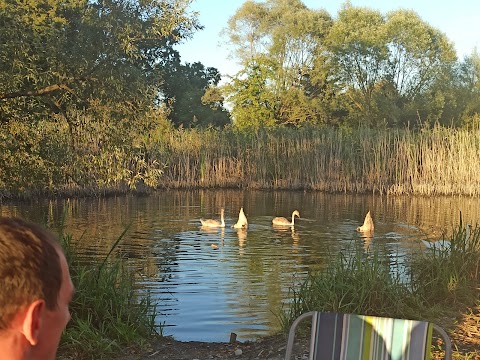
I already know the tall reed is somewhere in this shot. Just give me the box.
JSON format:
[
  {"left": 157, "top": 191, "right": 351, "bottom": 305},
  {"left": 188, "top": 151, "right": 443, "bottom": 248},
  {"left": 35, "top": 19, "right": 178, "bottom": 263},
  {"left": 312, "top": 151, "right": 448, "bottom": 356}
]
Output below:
[
  {"left": 157, "top": 125, "right": 480, "bottom": 196},
  {"left": 3, "top": 114, "right": 480, "bottom": 197},
  {"left": 277, "top": 245, "right": 421, "bottom": 330},
  {"left": 59, "top": 231, "right": 160, "bottom": 360}
]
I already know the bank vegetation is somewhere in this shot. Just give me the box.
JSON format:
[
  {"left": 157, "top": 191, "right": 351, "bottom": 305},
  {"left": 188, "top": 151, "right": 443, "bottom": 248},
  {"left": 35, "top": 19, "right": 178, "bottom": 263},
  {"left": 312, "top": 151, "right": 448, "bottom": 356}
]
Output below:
[{"left": 2, "top": 121, "right": 480, "bottom": 198}]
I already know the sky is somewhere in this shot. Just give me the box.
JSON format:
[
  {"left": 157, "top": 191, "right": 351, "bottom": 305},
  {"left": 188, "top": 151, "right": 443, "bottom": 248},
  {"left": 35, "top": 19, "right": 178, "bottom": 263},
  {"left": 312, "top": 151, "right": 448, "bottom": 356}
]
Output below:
[{"left": 175, "top": 0, "right": 480, "bottom": 81}]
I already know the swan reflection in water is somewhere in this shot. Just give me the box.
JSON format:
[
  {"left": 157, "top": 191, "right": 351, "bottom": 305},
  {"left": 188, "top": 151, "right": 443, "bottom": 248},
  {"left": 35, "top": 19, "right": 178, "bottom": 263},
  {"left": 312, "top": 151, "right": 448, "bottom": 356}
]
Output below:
[
  {"left": 272, "top": 224, "right": 299, "bottom": 246},
  {"left": 358, "top": 231, "right": 373, "bottom": 251},
  {"left": 236, "top": 228, "right": 248, "bottom": 256},
  {"left": 199, "top": 225, "right": 225, "bottom": 248}
]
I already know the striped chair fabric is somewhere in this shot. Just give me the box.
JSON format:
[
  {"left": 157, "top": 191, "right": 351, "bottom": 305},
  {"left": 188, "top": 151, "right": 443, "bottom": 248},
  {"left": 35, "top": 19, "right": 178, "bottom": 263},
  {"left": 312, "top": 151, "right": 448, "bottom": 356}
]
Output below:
[{"left": 284, "top": 311, "right": 452, "bottom": 360}]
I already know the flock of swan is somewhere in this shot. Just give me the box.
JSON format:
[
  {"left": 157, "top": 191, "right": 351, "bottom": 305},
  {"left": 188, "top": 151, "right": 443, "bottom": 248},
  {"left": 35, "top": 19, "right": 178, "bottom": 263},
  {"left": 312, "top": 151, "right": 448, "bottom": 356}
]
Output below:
[
  {"left": 200, "top": 207, "right": 301, "bottom": 229},
  {"left": 200, "top": 208, "right": 374, "bottom": 233},
  {"left": 200, "top": 208, "right": 473, "bottom": 252}
]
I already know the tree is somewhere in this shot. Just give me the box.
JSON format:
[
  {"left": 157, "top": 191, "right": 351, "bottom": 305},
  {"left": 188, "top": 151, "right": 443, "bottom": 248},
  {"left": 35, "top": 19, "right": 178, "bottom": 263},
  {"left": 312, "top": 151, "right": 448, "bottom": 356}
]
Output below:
[
  {"left": 225, "top": 0, "right": 333, "bottom": 127},
  {"left": 325, "top": 5, "right": 456, "bottom": 126},
  {"left": 445, "top": 51, "right": 480, "bottom": 127},
  {"left": 161, "top": 61, "right": 230, "bottom": 128},
  {"left": 325, "top": 5, "right": 388, "bottom": 123},
  {"left": 224, "top": 0, "right": 270, "bottom": 62},
  {"left": 224, "top": 58, "right": 276, "bottom": 129},
  {"left": 0, "top": 0, "right": 199, "bottom": 131}
]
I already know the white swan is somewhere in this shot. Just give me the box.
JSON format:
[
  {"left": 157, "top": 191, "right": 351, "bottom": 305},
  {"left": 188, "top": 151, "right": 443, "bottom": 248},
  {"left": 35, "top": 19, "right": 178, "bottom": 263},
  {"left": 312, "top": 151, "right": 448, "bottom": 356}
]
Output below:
[
  {"left": 200, "top": 208, "right": 225, "bottom": 228},
  {"left": 272, "top": 210, "right": 300, "bottom": 226},
  {"left": 357, "top": 211, "right": 374, "bottom": 233},
  {"left": 421, "top": 239, "right": 451, "bottom": 251},
  {"left": 422, "top": 224, "right": 473, "bottom": 252},
  {"left": 233, "top": 207, "right": 248, "bottom": 229}
]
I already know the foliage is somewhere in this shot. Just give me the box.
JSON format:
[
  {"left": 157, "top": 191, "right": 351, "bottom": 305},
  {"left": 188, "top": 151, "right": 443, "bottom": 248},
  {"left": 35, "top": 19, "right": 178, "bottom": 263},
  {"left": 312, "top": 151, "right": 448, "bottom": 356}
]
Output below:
[
  {"left": 0, "top": 0, "right": 199, "bottom": 128},
  {"left": 224, "top": 58, "right": 276, "bottom": 129},
  {"left": 2, "top": 0, "right": 479, "bottom": 133},
  {"left": 224, "top": 0, "right": 335, "bottom": 127},
  {"left": 223, "top": 1, "right": 477, "bottom": 128},
  {"left": 325, "top": 5, "right": 457, "bottom": 126},
  {"left": 161, "top": 60, "right": 230, "bottom": 128},
  {"left": 0, "top": 107, "right": 169, "bottom": 197}
]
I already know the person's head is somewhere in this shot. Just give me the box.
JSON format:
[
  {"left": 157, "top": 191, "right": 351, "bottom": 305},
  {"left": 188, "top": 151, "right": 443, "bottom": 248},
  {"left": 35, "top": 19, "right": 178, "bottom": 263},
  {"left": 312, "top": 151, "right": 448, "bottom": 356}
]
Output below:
[{"left": 0, "top": 217, "right": 74, "bottom": 360}]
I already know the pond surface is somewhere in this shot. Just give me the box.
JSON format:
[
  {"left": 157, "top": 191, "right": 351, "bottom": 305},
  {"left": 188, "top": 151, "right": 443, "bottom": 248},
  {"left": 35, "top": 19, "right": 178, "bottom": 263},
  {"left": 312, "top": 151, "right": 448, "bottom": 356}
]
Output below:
[{"left": 1, "top": 190, "right": 479, "bottom": 342}]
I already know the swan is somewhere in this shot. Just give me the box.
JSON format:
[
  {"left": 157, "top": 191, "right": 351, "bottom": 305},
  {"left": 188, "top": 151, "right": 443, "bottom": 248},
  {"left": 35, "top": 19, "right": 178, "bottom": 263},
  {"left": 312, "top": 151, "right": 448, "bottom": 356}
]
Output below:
[
  {"left": 200, "top": 208, "right": 225, "bottom": 228},
  {"left": 357, "top": 211, "right": 374, "bottom": 233},
  {"left": 233, "top": 207, "right": 248, "bottom": 229},
  {"left": 272, "top": 210, "right": 300, "bottom": 226},
  {"left": 422, "top": 224, "right": 473, "bottom": 252},
  {"left": 421, "top": 239, "right": 451, "bottom": 251}
]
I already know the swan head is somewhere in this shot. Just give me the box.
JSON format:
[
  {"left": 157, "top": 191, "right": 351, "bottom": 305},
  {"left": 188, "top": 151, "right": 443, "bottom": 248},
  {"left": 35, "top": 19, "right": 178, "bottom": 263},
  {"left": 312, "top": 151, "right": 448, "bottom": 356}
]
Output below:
[{"left": 293, "top": 210, "right": 300, "bottom": 218}]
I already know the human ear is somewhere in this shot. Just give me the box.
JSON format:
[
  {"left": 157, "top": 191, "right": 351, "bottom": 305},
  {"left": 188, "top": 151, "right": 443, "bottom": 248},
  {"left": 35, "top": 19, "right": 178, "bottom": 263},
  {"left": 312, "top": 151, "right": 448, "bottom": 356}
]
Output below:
[{"left": 21, "top": 300, "right": 45, "bottom": 346}]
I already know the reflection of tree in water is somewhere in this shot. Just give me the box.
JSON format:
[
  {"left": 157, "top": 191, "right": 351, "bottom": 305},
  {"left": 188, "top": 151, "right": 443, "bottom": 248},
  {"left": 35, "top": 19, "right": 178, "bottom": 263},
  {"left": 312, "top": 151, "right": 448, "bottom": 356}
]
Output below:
[{"left": 291, "top": 228, "right": 299, "bottom": 246}]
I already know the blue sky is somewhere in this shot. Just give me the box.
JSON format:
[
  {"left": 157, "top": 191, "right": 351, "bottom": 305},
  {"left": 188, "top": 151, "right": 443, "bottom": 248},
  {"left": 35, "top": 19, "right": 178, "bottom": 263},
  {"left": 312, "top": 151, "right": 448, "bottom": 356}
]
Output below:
[{"left": 175, "top": 0, "right": 479, "bottom": 80}]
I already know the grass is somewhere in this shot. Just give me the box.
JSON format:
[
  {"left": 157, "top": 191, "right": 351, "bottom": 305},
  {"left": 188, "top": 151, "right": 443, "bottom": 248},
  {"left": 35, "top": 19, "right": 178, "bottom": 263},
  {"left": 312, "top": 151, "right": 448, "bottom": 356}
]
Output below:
[
  {"left": 58, "top": 229, "right": 161, "bottom": 360},
  {"left": 277, "top": 246, "right": 426, "bottom": 327},
  {"left": 278, "top": 215, "right": 480, "bottom": 359},
  {"left": 410, "top": 215, "right": 480, "bottom": 307}
]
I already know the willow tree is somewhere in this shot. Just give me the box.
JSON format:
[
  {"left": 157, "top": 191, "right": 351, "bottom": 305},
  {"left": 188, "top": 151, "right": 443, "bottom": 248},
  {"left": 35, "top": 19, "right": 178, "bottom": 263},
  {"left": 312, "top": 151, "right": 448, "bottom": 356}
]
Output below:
[
  {"left": 0, "top": 0, "right": 200, "bottom": 193},
  {"left": 0, "top": 0, "right": 199, "bottom": 136}
]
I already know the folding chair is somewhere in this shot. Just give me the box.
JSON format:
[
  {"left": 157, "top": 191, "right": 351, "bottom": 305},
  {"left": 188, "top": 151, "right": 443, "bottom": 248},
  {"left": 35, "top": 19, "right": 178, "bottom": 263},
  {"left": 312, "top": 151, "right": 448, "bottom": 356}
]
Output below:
[{"left": 285, "top": 311, "right": 452, "bottom": 360}]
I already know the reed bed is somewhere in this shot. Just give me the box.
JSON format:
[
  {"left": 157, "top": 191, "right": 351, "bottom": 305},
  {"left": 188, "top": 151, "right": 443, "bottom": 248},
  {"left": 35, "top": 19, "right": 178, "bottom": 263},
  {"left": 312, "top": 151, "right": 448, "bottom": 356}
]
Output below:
[
  {"left": 158, "top": 126, "right": 480, "bottom": 196},
  {"left": 2, "top": 116, "right": 480, "bottom": 197}
]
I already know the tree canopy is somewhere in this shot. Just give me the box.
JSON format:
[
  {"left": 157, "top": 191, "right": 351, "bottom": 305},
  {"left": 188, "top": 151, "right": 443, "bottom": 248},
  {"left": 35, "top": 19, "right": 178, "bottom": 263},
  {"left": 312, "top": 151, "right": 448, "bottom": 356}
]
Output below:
[
  {"left": 0, "top": 0, "right": 200, "bottom": 125},
  {"left": 1, "top": 0, "right": 479, "bottom": 132},
  {"left": 224, "top": 0, "right": 477, "bottom": 129}
]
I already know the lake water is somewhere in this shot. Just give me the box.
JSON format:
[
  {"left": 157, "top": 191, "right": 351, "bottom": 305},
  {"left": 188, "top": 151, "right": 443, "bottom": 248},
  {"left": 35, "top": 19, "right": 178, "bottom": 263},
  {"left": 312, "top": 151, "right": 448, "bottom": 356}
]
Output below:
[{"left": 1, "top": 190, "right": 479, "bottom": 342}]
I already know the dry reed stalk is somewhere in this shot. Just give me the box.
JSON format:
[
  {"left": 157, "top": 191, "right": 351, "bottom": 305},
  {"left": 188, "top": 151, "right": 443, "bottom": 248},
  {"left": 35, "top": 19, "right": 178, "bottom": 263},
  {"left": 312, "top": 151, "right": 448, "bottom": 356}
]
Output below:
[{"left": 142, "top": 126, "right": 480, "bottom": 195}]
